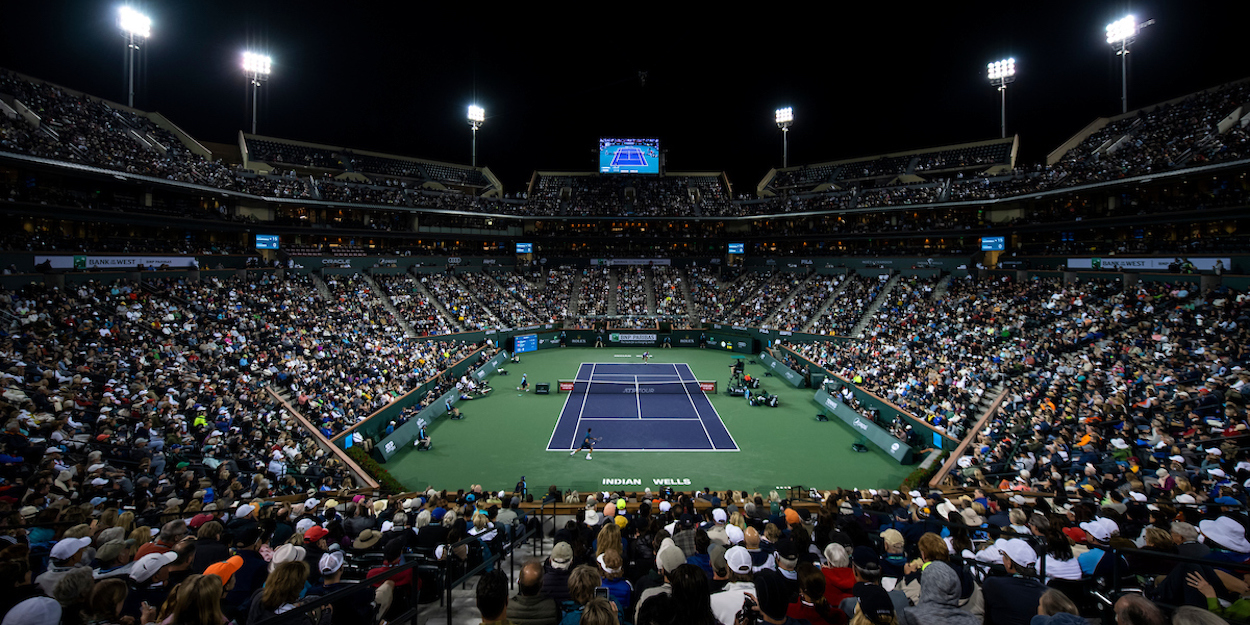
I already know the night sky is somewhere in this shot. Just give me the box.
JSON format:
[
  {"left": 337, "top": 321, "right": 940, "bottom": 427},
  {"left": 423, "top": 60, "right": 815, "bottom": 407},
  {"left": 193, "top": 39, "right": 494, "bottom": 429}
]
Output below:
[{"left": 2, "top": 2, "right": 1246, "bottom": 193}]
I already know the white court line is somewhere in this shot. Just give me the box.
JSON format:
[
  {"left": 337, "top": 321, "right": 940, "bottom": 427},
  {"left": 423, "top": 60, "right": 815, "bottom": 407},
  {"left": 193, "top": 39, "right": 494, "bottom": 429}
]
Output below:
[
  {"left": 569, "top": 363, "right": 596, "bottom": 448},
  {"left": 635, "top": 375, "right": 642, "bottom": 418},
  {"left": 579, "top": 417, "right": 707, "bottom": 421},
  {"left": 677, "top": 364, "right": 717, "bottom": 450},
  {"left": 545, "top": 363, "right": 586, "bottom": 451},
  {"left": 685, "top": 362, "right": 740, "bottom": 455}
]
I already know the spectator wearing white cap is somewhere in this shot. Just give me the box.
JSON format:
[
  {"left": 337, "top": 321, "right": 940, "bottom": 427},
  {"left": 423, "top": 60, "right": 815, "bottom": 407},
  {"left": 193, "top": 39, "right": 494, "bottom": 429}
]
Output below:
[
  {"left": 636, "top": 540, "right": 692, "bottom": 623},
  {"left": 707, "top": 508, "right": 730, "bottom": 546},
  {"left": 1, "top": 596, "right": 61, "bottom": 625},
  {"left": 541, "top": 542, "right": 575, "bottom": 604},
  {"left": 710, "top": 544, "right": 757, "bottom": 625},
  {"left": 982, "top": 538, "right": 1047, "bottom": 625},
  {"left": 35, "top": 536, "right": 92, "bottom": 594},
  {"left": 123, "top": 551, "right": 178, "bottom": 618},
  {"left": 226, "top": 503, "right": 258, "bottom": 544},
  {"left": 307, "top": 550, "right": 375, "bottom": 623}
]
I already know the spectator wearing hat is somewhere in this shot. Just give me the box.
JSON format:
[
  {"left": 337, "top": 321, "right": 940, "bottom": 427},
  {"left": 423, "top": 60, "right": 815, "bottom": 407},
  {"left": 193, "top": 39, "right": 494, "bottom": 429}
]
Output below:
[
  {"left": 510, "top": 561, "right": 559, "bottom": 625},
  {"left": 2, "top": 596, "right": 61, "bottom": 625},
  {"left": 36, "top": 536, "right": 92, "bottom": 594},
  {"left": 1200, "top": 516, "right": 1250, "bottom": 565},
  {"left": 190, "top": 521, "right": 230, "bottom": 573},
  {"left": 302, "top": 526, "right": 331, "bottom": 583},
  {"left": 711, "top": 545, "right": 757, "bottom": 625},
  {"left": 92, "top": 539, "right": 137, "bottom": 580},
  {"left": 123, "top": 551, "right": 178, "bottom": 618},
  {"left": 849, "top": 583, "right": 896, "bottom": 625},
  {"left": 204, "top": 556, "right": 243, "bottom": 594},
  {"left": 226, "top": 503, "right": 258, "bottom": 544},
  {"left": 353, "top": 529, "right": 384, "bottom": 552},
  {"left": 542, "top": 542, "right": 575, "bottom": 605},
  {"left": 673, "top": 513, "right": 700, "bottom": 557},
  {"left": 1077, "top": 518, "right": 1129, "bottom": 577},
  {"left": 223, "top": 526, "right": 268, "bottom": 617},
  {"left": 840, "top": 547, "right": 908, "bottom": 618},
  {"left": 982, "top": 539, "right": 1047, "bottom": 625},
  {"left": 307, "top": 551, "right": 374, "bottom": 625}
]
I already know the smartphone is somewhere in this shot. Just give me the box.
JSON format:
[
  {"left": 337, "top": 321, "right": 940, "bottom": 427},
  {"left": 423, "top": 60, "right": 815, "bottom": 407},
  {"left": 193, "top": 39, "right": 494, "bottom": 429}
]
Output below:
[{"left": 593, "top": 586, "right": 610, "bottom": 600}]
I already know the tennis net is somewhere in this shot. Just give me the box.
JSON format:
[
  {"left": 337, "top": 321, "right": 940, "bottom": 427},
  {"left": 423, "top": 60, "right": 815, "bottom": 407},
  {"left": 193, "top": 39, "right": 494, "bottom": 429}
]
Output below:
[{"left": 557, "top": 379, "right": 717, "bottom": 394}]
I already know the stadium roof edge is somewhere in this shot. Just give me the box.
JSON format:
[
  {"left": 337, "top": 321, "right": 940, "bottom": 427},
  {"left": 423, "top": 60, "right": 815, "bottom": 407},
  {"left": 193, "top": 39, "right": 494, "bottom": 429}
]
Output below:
[
  {"left": 241, "top": 133, "right": 485, "bottom": 173},
  {"left": 771, "top": 135, "right": 1017, "bottom": 174}
]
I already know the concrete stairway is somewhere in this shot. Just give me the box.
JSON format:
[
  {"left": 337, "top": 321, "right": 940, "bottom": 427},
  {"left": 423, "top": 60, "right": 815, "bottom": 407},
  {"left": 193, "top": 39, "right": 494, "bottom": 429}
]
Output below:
[
  {"left": 799, "top": 275, "right": 854, "bottom": 333},
  {"left": 850, "top": 273, "right": 901, "bottom": 337},
  {"left": 607, "top": 268, "right": 619, "bottom": 316},
  {"left": 410, "top": 271, "right": 463, "bottom": 332},
  {"left": 644, "top": 268, "right": 657, "bottom": 315},
  {"left": 309, "top": 272, "right": 333, "bottom": 300},
  {"left": 931, "top": 274, "right": 954, "bottom": 301},
  {"left": 566, "top": 271, "right": 583, "bottom": 319},
  {"left": 361, "top": 273, "right": 416, "bottom": 338}
]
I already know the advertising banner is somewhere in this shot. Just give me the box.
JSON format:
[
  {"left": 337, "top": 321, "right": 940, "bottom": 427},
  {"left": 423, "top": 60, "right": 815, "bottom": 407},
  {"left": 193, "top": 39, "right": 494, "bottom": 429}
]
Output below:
[
  {"left": 814, "top": 389, "right": 912, "bottom": 464},
  {"left": 758, "top": 351, "right": 806, "bottom": 388},
  {"left": 1066, "top": 257, "right": 1229, "bottom": 271},
  {"left": 36, "top": 255, "right": 196, "bottom": 269}
]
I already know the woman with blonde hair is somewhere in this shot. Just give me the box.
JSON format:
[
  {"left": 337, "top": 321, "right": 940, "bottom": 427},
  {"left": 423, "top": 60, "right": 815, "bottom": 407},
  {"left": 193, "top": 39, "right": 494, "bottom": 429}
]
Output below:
[
  {"left": 594, "top": 522, "right": 623, "bottom": 557},
  {"left": 129, "top": 527, "right": 152, "bottom": 548},
  {"left": 116, "top": 512, "right": 135, "bottom": 534}
]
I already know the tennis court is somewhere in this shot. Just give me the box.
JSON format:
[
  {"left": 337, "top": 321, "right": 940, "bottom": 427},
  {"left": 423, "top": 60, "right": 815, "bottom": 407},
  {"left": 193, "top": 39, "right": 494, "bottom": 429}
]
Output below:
[
  {"left": 609, "top": 146, "right": 649, "bottom": 168},
  {"left": 546, "top": 363, "right": 738, "bottom": 452}
]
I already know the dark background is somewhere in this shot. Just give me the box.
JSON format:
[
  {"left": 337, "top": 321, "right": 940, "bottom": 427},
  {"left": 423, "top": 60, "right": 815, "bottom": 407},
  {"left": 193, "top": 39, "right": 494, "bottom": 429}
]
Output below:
[{"left": 2, "top": 2, "right": 1245, "bottom": 193}]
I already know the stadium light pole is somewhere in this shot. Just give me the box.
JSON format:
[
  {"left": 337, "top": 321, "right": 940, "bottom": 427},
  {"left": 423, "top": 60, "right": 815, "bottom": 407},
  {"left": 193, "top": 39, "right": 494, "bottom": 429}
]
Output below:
[
  {"left": 775, "top": 107, "right": 794, "bottom": 168},
  {"left": 987, "top": 58, "right": 1016, "bottom": 138},
  {"left": 242, "top": 52, "right": 272, "bottom": 135},
  {"left": 1106, "top": 15, "right": 1138, "bottom": 114},
  {"left": 467, "top": 105, "right": 485, "bottom": 167},
  {"left": 117, "top": 7, "right": 151, "bottom": 108}
]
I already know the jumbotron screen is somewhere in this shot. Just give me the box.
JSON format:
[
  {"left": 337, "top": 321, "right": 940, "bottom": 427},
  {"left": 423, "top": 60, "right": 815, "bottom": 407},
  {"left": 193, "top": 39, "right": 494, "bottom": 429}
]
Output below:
[{"left": 599, "top": 138, "right": 660, "bottom": 174}]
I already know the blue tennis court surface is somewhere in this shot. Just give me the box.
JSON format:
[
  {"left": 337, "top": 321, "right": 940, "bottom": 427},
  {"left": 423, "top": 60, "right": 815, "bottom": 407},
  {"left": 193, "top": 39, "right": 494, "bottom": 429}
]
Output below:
[
  {"left": 610, "top": 147, "right": 648, "bottom": 168},
  {"left": 546, "top": 363, "right": 739, "bottom": 452}
]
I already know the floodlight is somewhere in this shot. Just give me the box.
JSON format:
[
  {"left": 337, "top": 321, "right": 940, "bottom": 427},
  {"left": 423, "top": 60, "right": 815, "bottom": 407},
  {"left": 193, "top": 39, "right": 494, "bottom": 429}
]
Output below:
[
  {"left": 242, "top": 52, "right": 273, "bottom": 76},
  {"left": 242, "top": 52, "right": 273, "bottom": 135},
  {"left": 987, "top": 58, "right": 1016, "bottom": 138},
  {"left": 118, "top": 7, "right": 151, "bottom": 38},
  {"left": 118, "top": 7, "right": 152, "bottom": 108},
  {"left": 1106, "top": 14, "right": 1150, "bottom": 113},
  {"left": 1105, "top": 15, "right": 1137, "bottom": 44},
  {"left": 775, "top": 107, "right": 794, "bottom": 125},
  {"left": 775, "top": 107, "right": 794, "bottom": 167},
  {"left": 467, "top": 105, "right": 485, "bottom": 166},
  {"left": 987, "top": 58, "right": 1016, "bottom": 81}
]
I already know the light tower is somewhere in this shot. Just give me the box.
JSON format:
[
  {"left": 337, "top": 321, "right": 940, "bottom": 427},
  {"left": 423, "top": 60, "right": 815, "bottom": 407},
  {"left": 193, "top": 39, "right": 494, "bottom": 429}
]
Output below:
[
  {"left": 242, "top": 52, "right": 272, "bottom": 135},
  {"left": 1106, "top": 15, "right": 1140, "bottom": 114},
  {"left": 467, "top": 105, "right": 485, "bottom": 167},
  {"left": 987, "top": 58, "right": 1016, "bottom": 138},
  {"left": 117, "top": 7, "right": 151, "bottom": 108},
  {"left": 775, "top": 107, "right": 794, "bottom": 168}
]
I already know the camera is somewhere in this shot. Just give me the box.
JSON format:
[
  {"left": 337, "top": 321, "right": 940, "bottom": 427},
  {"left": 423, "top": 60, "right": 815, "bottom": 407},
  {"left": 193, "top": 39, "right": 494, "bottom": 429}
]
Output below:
[{"left": 735, "top": 595, "right": 757, "bottom": 625}]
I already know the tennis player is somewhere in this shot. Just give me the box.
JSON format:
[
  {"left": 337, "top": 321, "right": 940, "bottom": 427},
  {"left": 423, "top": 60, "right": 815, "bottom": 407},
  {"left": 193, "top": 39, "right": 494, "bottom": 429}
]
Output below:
[
  {"left": 570, "top": 428, "right": 599, "bottom": 460},
  {"left": 641, "top": 351, "right": 652, "bottom": 364}
]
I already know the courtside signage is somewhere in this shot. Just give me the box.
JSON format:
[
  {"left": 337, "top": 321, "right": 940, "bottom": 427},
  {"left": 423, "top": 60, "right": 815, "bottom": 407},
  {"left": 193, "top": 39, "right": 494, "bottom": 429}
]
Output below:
[{"left": 610, "top": 333, "right": 657, "bottom": 344}]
